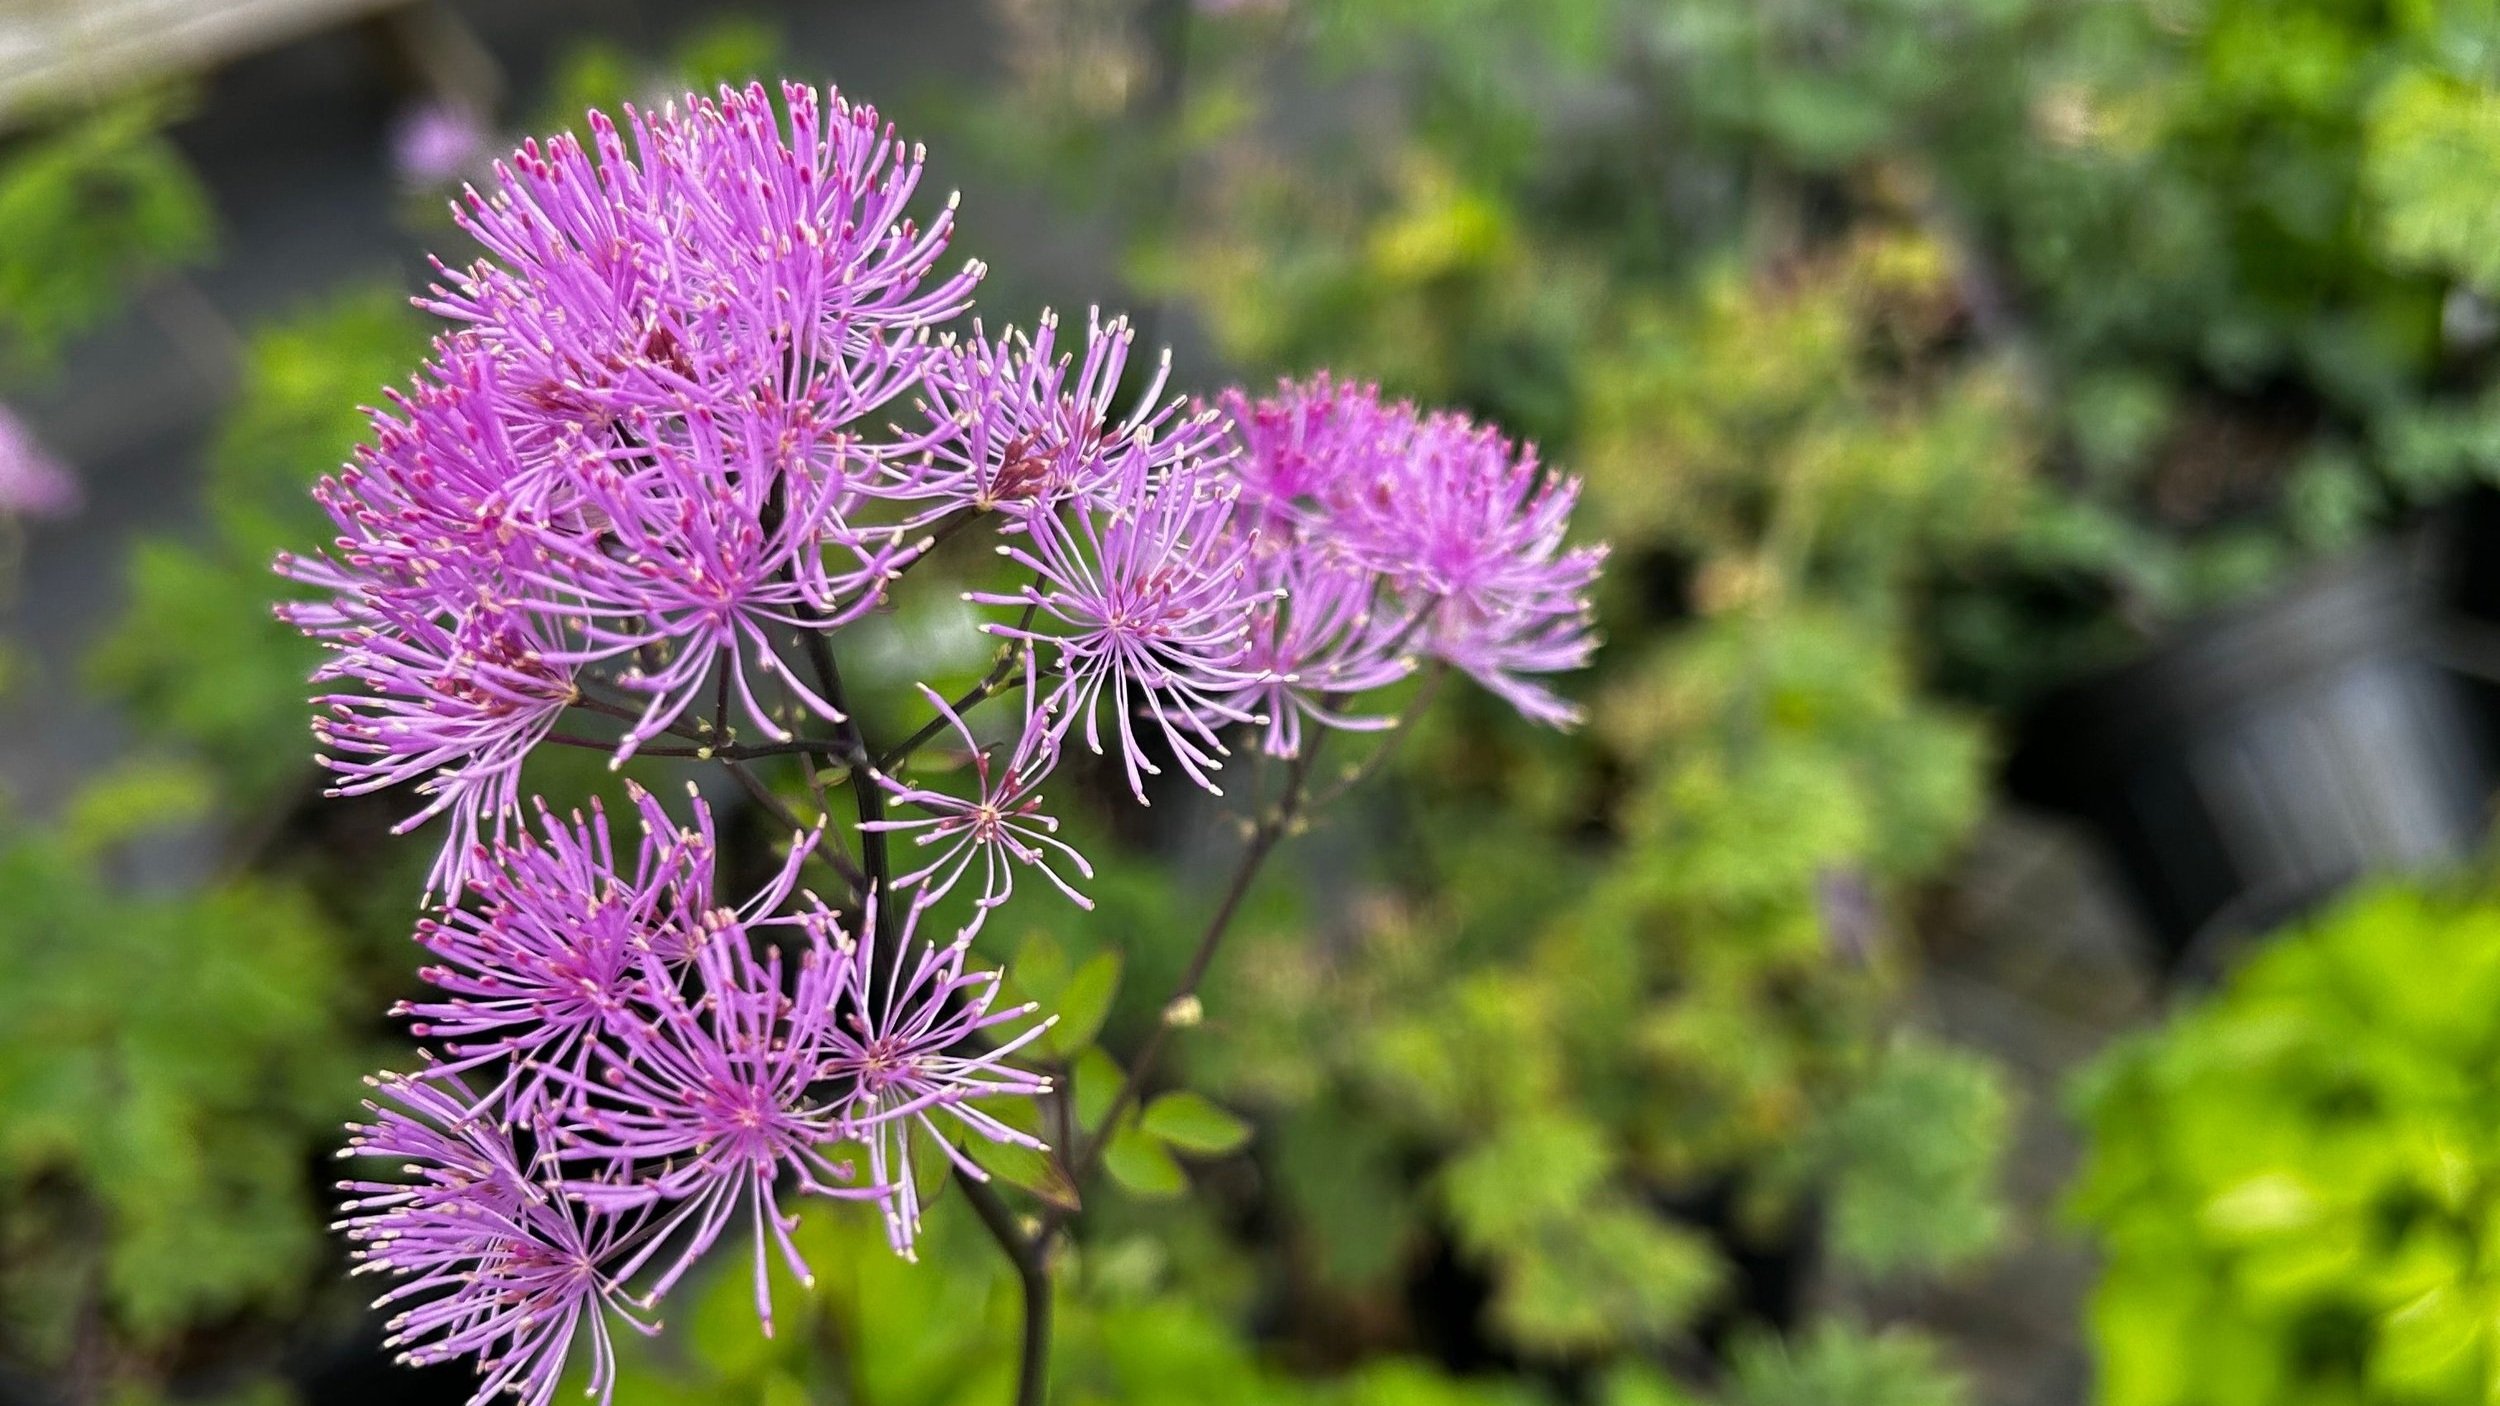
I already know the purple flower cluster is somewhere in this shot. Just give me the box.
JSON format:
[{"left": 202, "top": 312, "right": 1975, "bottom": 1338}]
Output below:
[
  {"left": 341, "top": 786, "right": 1047, "bottom": 1402},
  {"left": 1206, "top": 375, "right": 1607, "bottom": 742},
  {"left": 290, "top": 80, "right": 1602, "bottom": 1406},
  {"left": 279, "top": 84, "right": 981, "bottom": 895}
]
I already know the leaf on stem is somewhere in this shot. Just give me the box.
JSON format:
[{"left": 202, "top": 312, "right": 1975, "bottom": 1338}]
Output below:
[
  {"left": 1103, "top": 1123, "right": 1187, "bottom": 1199},
  {"left": 1141, "top": 1091, "right": 1252, "bottom": 1156}
]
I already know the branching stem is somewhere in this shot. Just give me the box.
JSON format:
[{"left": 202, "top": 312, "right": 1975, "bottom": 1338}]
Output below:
[{"left": 1048, "top": 732, "right": 1328, "bottom": 1221}]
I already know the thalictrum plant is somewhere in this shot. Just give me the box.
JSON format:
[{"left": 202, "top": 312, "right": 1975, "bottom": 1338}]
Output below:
[{"left": 279, "top": 81, "right": 1604, "bottom": 1406}]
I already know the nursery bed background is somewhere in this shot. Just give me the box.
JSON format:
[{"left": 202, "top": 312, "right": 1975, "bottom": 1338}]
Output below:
[{"left": 6, "top": 3, "right": 2500, "bottom": 1406}]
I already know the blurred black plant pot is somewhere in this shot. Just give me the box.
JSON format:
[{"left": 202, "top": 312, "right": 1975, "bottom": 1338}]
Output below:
[{"left": 2007, "top": 545, "right": 2489, "bottom": 976}]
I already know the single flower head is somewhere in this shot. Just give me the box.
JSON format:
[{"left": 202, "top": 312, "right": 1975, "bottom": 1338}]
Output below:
[
  {"left": 1213, "top": 543, "right": 1419, "bottom": 758},
  {"left": 1362, "top": 412, "right": 1603, "bottom": 727},
  {"left": 553, "top": 920, "right": 863, "bottom": 1337},
  {"left": 1217, "top": 377, "right": 1603, "bottom": 729},
  {"left": 428, "top": 82, "right": 978, "bottom": 442},
  {"left": 292, "top": 594, "right": 580, "bottom": 900},
  {"left": 972, "top": 447, "right": 1272, "bottom": 801},
  {"left": 338, "top": 1072, "right": 653, "bottom": 1406},
  {"left": 399, "top": 783, "right": 731, "bottom": 1117},
  {"left": 900, "top": 309, "right": 1222, "bottom": 519},
  {"left": 518, "top": 399, "right": 918, "bottom": 758},
  {"left": 815, "top": 896, "right": 1054, "bottom": 1260},
  {"left": 860, "top": 684, "right": 1093, "bottom": 935},
  {"left": 1213, "top": 374, "right": 1386, "bottom": 530}
]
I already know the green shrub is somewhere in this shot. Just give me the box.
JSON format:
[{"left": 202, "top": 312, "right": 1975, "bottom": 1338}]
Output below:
[{"left": 2074, "top": 882, "right": 2500, "bottom": 1406}]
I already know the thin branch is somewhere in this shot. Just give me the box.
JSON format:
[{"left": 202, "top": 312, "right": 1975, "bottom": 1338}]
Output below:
[
  {"left": 1307, "top": 664, "right": 1447, "bottom": 811},
  {"left": 800, "top": 632, "right": 898, "bottom": 951},
  {"left": 879, "top": 658, "right": 1029, "bottom": 771},
  {"left": 919, "top": 505, "right": 987, "bottom": 557},
  {"left": 1050, "top": 733, "right": 1328, "bottom": 1211},
  {"left": 541, "top": 731, "right": 854, "bottom": 762},
  {"left": 570, "top": 686, "right": 708, "bottom": 742},
  {"left": 882, "top": 575, "right": 1048, "bottom": 770},
  {"left": 798, "top": 746, "right": 862, "bottom": 882},
  {"left": 957, "top": 1170, "right": 1052, "bottom": 1406},
  {"left": 721, "top": 757, "right": 868, "bottom": 895}
]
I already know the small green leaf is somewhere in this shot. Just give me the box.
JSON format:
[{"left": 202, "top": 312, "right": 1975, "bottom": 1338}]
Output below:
[
  {"left": 1142, "top": 1091, "right": 1253, "bottom": 1156},
  {"left": 963, "top": 1135, "right": 1081, "bottom": 1213},
  {"left": 1045, "top": 951, "right": 1122, "bottom": 1056},
  {"left": 1073, "top": 1047, "right": 1124, "bottom": 1136},
  {"left": 1011, "top": 929, "right": 1070, "bottom": 1005},
  {"left": 1103, "top": 1123, "right": 1187, "bottom": 1199},
  {"left": 973, "top": 1143, "right": 1082, "bottom": 1214}
]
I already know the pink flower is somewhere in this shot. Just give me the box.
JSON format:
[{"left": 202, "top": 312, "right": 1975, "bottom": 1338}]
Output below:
[
  {"left": 861, "top": 684, "right": 1094, "bottom": 933},
  {"left": 391, "top": 101, "right": 493, "bottom": 187},
  {"left": 815, "top": 897, "right": 1055, "bottom": 1259},
  {"left": 0, "top": 405, "right": 80, "bottom": 520},
  {"left": 553, "top": 923, "right": 864, "bottom": 1337},
  {"left": 1215, "top": 377, "right": 1603, "bottom": 729},
  {"left": 399, "top": 784, "right": 732, "bottom": 1118},
  {"left": 974, "top": 447, "right": 1273, "bottom": 801},
  {"left": 1215, "top": 544, "right": 1418, "bottom": 758},
  {"left": 294, "top": 594, "right": 579, "bottom": 901},
  {"left": 899, "top": 309, "right": 1221, "bottom": 518},
  {"left": 338, "top": 1074, "right": 654, "bottom": 1406}
]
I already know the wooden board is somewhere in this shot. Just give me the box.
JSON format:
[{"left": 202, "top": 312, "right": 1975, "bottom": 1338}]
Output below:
[{"left": 0, "top": 0, "right": 411, "bottom": 125}]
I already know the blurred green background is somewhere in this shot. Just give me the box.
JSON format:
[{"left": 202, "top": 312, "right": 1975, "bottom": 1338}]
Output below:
[{"left": 9, "top": 2, "right": 2500, "bottom": 1404}]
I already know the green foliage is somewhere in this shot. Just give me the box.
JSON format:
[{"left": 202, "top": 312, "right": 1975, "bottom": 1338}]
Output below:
[
  {"left": 88, "top": 286, "right": 425, "bottom": 807},
  {"left": 1441, "top": 1116, "right": 1721, "bottom": 1352},
  {"left": 599, "top": 1200, "right": 1562, "bottom": 1406},
  {"left": 0, "top": 95, "right": 213, "bottom": 372},
  {"left": 0, "top": 781, "right": 364, "bottom": 1372},
  {"left": 1002, "top": 927, "right": 1125, "bottom": 1059},
  {"left": 2073, "top": 882, "right": 2500, "bottom": 1406},
  {"left": 1142, "top": 1091, "right": 1252, "bottom": 1155},
  {"left": 1600, "top": 1322, "right": 1974, "bottom": 1406},
  {"left": 953, "top": 2, "right": 2051, "bottom": 1391},
  {"left": 1579, "top": 235, "right": 2034, "bottom": 603},
  {"left": 0, "top": 287, "right": 415, "bottom": 1399},
  {"left": 1199, "top": 577, "right": 2007, "bottom": 1362},
  {"left": 2365, "top": 70, "right": 2500, "bottom": 292},
  {"left": 1001, "top": 0, "right": 2500, "bottom": 702},
  {"left": 1119, "top": 120, "right": 2018, "bottom": 1378},
  {"left": 1774, "top": 1039, "right": 2012, "bottom": 1277},
  {"left": 1103, "top": 1122, "right": 1189, "bottom": 1199},
  {"left": 1719, "top": 1321, "right": 1971, "bottom": 1406}
]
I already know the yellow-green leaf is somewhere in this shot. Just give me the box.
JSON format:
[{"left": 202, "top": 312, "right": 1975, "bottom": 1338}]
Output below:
[
  {"left": 1103, "top": 1123, "right": 1187, "bottom": 1199},
  {"left": 964, "top": 1136, "right": 1081, "bottom": 1214},
  {"left": 1044, "top": 951, "right": 1122, "bottom": 1057},
  {"left": 1073, "top": 1047, "right": 1124, "bottom": 1136},
  {"left": 1142, "top": 1091, "right": 1253, "bottom": 1156}
]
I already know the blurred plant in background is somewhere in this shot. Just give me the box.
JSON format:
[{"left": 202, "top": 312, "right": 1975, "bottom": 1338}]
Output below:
[
  {"left": 0, "top": 270, "right": 435, "bottom": 1398},
  {"left": 92, "top": 289, "right": 426, "bottom": 809},
  {"left": 975, "top": 0, "right": 2500, "bottom": 698},
  {"left": 0, "top": 303, "right": 415, "bottom": 1405},
  {"left": 0, "top": 94, "right": 212, "bottom": 376},
  {"left": 2074, "top": 881, "right": 2500, "bottom": 1406},
  {"left": 942, "top": 0, "right": 2500, "bottom": 1400}
]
